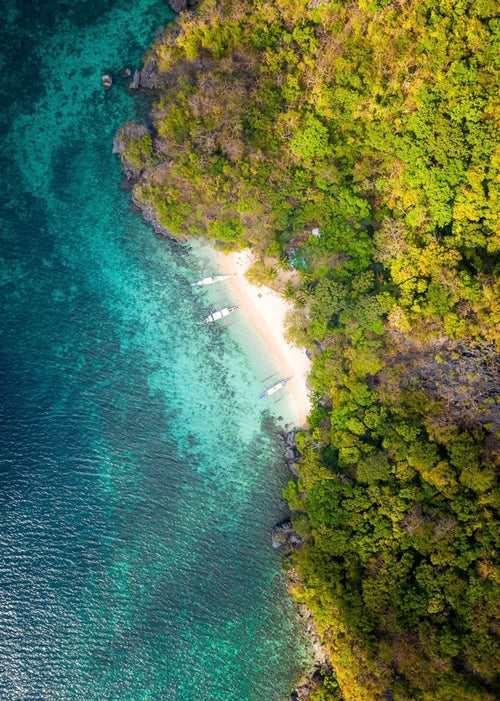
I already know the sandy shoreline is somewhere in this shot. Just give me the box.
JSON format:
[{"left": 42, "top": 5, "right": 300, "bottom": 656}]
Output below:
[{"left": 216, "top": 249, "right": 311, "bottom": 428}]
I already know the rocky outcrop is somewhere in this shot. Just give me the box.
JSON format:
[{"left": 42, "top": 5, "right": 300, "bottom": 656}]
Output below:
[
  {"left": 138, "top": 57, "right": 162, "bottom": 89},
  {"left": 129, "top": 49, "right": 211, "bottom": 92},
  {"left": 128, "top": 53, "right": 187, "bottom": 91},
  {"left": 272, "top": 432, "right": 306, "bottom": 547},
  {"left": 130, "top": 190, "right": 181, "bottom": 242},
  {"left": 101, "top": 72, "right": 113, "bottom": 88},
  {"left": 129, "top": 69, "right": 141, "bottom": 90},
  {"left": 127, "top": 58, "right": 162, "bottom": 91},
  {"left": 271, "top": 519, "right": 305, "bottom": 550},
  {"left": 386, "top": 333, "right": 500, "bottom": 432},
  {"left": 168, "top": 0, "right": 199, "bottom": 13},
  {"left": 289, "top": 669, "right": 325, "bottom": 701},
  {"left": 112, "top": 121, "right": 151, "bottom": 178},
  {"left": 278, "top": 429, "right": 302, "bottom": 476},
  {"left": 273, "top": 435, "right": 335, "bottom": 698},
  {"left": 113, "top": 122, "right": 182, "bottom": 243},
  {"left": 271, "top": 521, "right": 333, "bottom": 696},
  {"left": 271, "top": 518, "right": 330, "bottom": 696},
  {"left": 287, "top": 568, "right": 334, "bottom": 700}
]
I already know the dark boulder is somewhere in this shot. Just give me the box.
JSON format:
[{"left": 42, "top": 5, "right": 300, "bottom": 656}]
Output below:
[
  {"left": 278, "top": 429, "right": 302, "bottom": 473},
  {"left": 129, "top": 69, "right": 141, "bottom": 90},
  {"left": 168, "top": 0, "right": 199, "bottom": 12},
  {"left": 271, "top": 519, "right": 304, "bottom": 550},
  {"left": 137, "top": 58, "right": 164, "bottom": 90},
  {"left": 169, "top": 0, "right": 188, "bottom": 10}
]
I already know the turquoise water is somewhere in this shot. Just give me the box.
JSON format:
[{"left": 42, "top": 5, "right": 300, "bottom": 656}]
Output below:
[{"left": 0, "top": 2, "right": 308, "bottom": 698}]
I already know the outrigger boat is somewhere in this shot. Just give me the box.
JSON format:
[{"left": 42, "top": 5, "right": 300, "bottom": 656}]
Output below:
[
  {"left": 191, "top": 274, "right": 232, "bottom": 287},
  {"left": 259, "top": 377, "right": 292, "bottom": 399},
  {"left": 204, "top": 306, "right": 238, "bottom": 323}
]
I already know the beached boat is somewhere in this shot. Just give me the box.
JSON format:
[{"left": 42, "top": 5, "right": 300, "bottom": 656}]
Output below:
[
  {"left": 259, "top": 377, "right": 292, "bottom": 399},
  {"left": 191, "top": 274, "right": 232, "bottom": 287},
  {"left": 204, "top": 306, "right": 238, "bottom": 323}
]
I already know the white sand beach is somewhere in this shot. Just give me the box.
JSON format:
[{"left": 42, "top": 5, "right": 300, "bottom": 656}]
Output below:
[{"left": 216, "top": 249, "right": 311, "bottom": 428}]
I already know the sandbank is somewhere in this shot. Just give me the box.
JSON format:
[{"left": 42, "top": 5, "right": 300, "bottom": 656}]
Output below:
[{"left": 216, "top": 249, "right": 311, "bottom": 428}]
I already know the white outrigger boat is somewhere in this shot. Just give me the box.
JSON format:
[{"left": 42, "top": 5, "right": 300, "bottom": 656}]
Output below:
[
  {"left": 191, "top": 274, "right": 232, "bottom": 287},
  {"left": 259, "top": 377, "right": 292, "bottom": 399},
  {"left": 204, "top": 306, "right": 238, "bottom": 323}
]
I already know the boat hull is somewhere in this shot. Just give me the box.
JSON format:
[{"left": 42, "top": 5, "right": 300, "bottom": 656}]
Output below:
[
  {"left": 191, "top": 274, "right": 232, "bottom": 286},
  {"left": 204, "top": 306, "right": 238, "bottom": 323},
  {"left": 259, "top": 377, "right": 292, "bottom": 399}
]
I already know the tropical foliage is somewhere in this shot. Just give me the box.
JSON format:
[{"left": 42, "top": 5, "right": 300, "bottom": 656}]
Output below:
[{"left": 119, "top": 1, "right": 500, "bottom": 698}]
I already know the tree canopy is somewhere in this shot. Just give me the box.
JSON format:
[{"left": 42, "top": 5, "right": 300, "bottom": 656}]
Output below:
[{"left": 119, "top": 1, "right": 500, "bottom": 698}]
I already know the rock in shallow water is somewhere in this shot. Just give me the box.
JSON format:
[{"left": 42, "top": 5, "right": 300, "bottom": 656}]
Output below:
[
  {"left": 101, "top": 72, "right": 113, "bottom": 88},
  {"left": 129, "top": 69, "right": 141, "bottom": 90}
]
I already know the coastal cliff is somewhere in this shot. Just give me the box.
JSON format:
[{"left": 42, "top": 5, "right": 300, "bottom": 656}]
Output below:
[{"left": 117, "top": 1, "right": 500, "bottom": 699}]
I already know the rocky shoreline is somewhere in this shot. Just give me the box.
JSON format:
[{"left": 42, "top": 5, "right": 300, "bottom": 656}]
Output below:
[
  {"left": 274, "top": 431, "right": 334, "bottom": 700},
  {"left": 115, "top": 116, "right": 334, "bottom": 701},
  {"left": 113, "top": 9, "right": 334, "bottom": 697},
  {"left": 287, "top": 568, "right": 334, "bottom": 701},
  {"left": 167, "top": 0, "right": 199, "bottom": 14},
  {"left": 112, "top": 123, "right": 182, "bottom": 242},
  {"left": 111, "top": 0, "right": 500, "bottom": 697}
]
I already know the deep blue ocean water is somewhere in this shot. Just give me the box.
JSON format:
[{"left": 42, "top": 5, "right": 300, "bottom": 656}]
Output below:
[{"left": 0, "top": 2, "right": 309, "bottom": 698}]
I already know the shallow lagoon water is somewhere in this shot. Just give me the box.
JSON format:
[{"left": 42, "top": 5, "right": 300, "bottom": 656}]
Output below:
[{"left": 0, "top": 1, "right": 308, "bottom": 698}]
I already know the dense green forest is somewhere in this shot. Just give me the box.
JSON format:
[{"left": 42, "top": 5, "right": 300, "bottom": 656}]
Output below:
[{"left": 118, "top": 0, "right": 500, "bottom": 698}]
